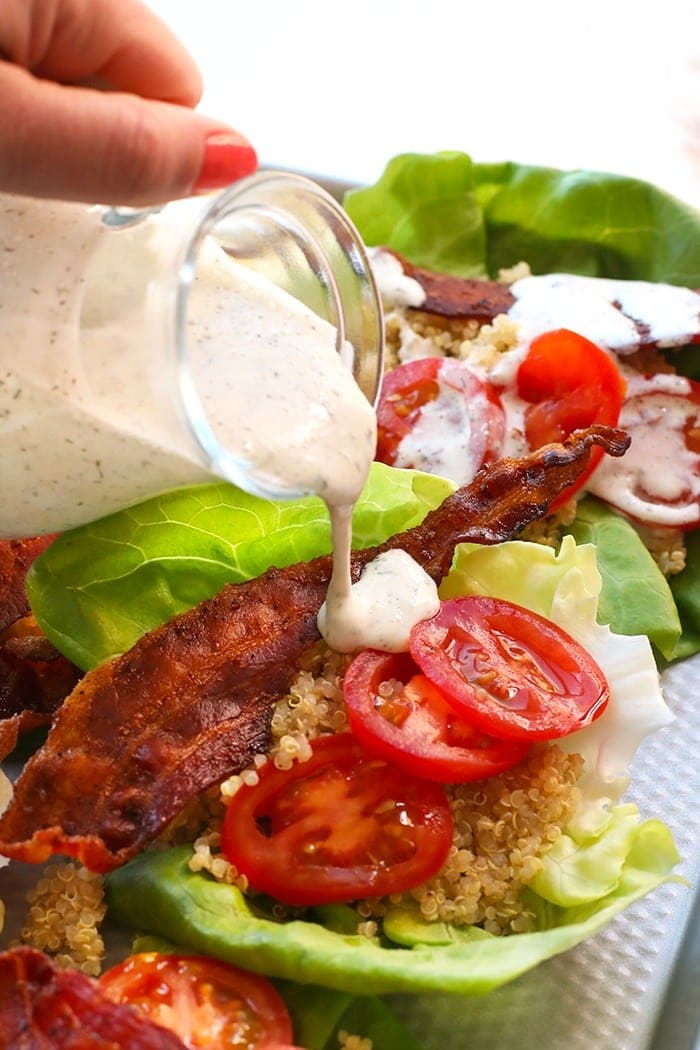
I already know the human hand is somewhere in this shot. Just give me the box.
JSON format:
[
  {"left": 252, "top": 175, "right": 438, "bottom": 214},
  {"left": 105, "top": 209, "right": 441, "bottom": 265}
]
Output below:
[{"left": 0, "top": 0, "right": 257, "bottom": 205}]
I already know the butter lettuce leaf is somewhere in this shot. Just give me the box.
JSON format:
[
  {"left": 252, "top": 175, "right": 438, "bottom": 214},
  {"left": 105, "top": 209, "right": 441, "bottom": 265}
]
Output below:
[
  {"left": 345, "top": 151, "right": 700, "bottom": 659},
  {"left": 342, "top": 152, "right": 487, "bottom": 277},
  {"left": 562, "top": 496, "right": 681, "bottom": 659},
  {"left": 668, "top": 528, "right": 700, "bottom": 660},
  {"left": 279, "top": 983, "right": 424, "bottom": 1050},
  {"left": 530, "top": 803, "right": 649, "bottom": 906},
  {"left": 26, "top": 463, "right": 453, "bottom": 671},
  {"left": 105, "top": 840, "right": 679, "bottom": 997},
  {"left": 344, "top": 150, "right": 700, "bottom": 283},
  {"left": 473, "top": 161, "right": 700, "bottom": 283}
]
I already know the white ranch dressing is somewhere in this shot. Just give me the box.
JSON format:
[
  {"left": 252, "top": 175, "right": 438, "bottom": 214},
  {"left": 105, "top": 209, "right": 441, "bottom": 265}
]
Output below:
[
  {"left": 586, "top": 372, "right": 699, "bottom": 526},
  {"left": 509, "top": 273, "right": 700, "bottom": 352},
  {"left": 367, "top": 247, "right": 426, "bottom": 309},
  {"left": 395, "top": 382, "right": 478, "bottom": 482},
  {"left": 318, "top": 548, "right": 440, "bottom": 653},
  {"left": 0, "top": 194, "right": 434, "bottom": 654}
]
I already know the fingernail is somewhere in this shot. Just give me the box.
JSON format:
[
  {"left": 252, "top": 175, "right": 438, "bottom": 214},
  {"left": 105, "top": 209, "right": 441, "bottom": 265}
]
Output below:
[{"left": 193, "top": 131, "right": 258, "bottom": 193}]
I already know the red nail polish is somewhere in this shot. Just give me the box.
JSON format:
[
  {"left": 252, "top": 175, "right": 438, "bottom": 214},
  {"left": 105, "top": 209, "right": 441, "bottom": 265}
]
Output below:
[{"left": 193, "top": 132, "right": 258, "bottom": 193}]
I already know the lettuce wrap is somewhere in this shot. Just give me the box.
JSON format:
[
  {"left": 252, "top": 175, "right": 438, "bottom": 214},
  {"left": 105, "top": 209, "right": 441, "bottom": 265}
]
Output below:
[{"left": 105, "top": 535, "right": 680, "bottom": 997}]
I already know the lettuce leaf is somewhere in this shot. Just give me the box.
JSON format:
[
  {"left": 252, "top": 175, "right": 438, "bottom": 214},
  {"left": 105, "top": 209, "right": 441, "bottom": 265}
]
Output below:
[
  {"left": 344, "top": 151, "right": 700, "bottom": 283},
  {"left": 26, "top": 463, "right": 452, "bottom": 671},
  {"left": 340, "top": 152, "right": 487, "bottom": 277},
  {"left": 668, "top": 528, "right": 700, "bottom": 661},
  {"left": 561, "top": 497, "right": 681, "bottom": 659},
  {"left": 278, "top": 982, "right": 424, "bottom": 1050},
  {"left": 105, "top": 835, "right": 679, "bottom": 997}
]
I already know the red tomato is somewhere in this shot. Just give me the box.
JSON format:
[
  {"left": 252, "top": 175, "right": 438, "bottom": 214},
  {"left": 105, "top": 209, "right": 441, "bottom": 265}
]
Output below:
[
  {"left": 375, "top": 357, "right": 505, "bottom": 481},
  {"left": 410, "top": 596, "right": 609, "bottom": 741},
  {"left": 592, "top": 378, "right": 700, "bottom": 530},
  {"left": 516, "top": 328, "right": 626, "bottom": 506},
  {"left": 343, "top": 649, "right": 530, "bottom": 782},
  {"left": 220, "top": 733, "right": 453, "bottom": 906},
  {"left": 99, "top": 953, "right": 293, "bottom": 1050}
]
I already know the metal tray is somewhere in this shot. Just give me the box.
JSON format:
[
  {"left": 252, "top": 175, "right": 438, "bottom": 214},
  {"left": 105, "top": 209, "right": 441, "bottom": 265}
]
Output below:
[{"left": 1, "top": 173, "right": 698, "bottom": 1049}]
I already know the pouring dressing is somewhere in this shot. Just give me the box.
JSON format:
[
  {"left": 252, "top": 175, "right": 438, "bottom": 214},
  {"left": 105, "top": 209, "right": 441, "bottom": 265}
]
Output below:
[{"left": 0, "top": 172, "right": 437, "bottom": 651}]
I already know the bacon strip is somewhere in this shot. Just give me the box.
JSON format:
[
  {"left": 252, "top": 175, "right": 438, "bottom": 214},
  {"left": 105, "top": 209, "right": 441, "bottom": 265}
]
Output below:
[
  {"left": 0, "top": 427, "right": 629, "bottom": 872},
  {"left": 392, "top": 251, "right": 515, "bottom": 319},
  {"left": 0, "top": 536, "right": 79, "bottom": 746},
  {"left": 0, "top": 637, "right": 81, "bottom": 730},
  {"left": 0, "top": 536, "right": 56, "bottom": 634},
  {"left": 0, "top": 946, "right": 187, "bottom": 1049}
]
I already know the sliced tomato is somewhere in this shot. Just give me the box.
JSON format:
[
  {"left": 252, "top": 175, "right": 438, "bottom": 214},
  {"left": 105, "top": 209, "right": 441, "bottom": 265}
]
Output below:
[
  {"left": 409, "top": 596, "right": 609, "bottom": 741},
  {"left": 516, "top": 328, "right": 625, "bottom": 506},
  {"left": 588, "top": 377, "right": 700, "bottom": 529},
  {"left": 375, "top": 357, "right": 505, "bottom": 483},
  {"left": 343, "top": 649, "right": 530, "bottom": 782},
  {"left": 220, "top": 733, "right": 453, "bottom": 905},
  {"left": 99, "top": 953, "right": 293, "bottom": 1050}
]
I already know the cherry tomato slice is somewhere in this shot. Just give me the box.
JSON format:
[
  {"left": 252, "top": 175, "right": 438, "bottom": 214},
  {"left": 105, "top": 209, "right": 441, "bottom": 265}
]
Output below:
[
  {"left": 220, "top": 733, "right": 453, "bottom": 906},
  {"left": 410, "top": 596, "right": 609, "bottom": 741},
  {"left": 516, "top": 328, "right": 625, "bottom": 506},
  {"left": 343, "top": 649, "right": 530, "bottom": 782},
  {"left": 587, "top": 376, "right": 700, "bottom": 529},
  {"left": 375, "top": 357, "right": 505, "bottom": 484},
  {"left": 99, "top": 953, "right": 293, "bottom": 1050}
]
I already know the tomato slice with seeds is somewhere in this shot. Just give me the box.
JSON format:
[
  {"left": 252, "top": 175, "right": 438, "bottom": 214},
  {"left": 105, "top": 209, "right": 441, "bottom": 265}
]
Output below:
[
  {"left": 375, "top": 357, "right": 505, "bottom": 483},
  {"left": 343, "top": 649, "right": 530, "bottom": 782},
  {"left": 410, "top": 596, "right": 609, "bottom": 741},
  {"left": 516, "top": 328, "right": 625, "bottom": 507},
  {"left": 587, "top": 377, "right": 700, "bottom": 529},
  {"left": 99, "top": 953, "right": 293, "bottom": 1050},
  {"left": 220, "top": 733, "right": 453, "bottom": 906}
]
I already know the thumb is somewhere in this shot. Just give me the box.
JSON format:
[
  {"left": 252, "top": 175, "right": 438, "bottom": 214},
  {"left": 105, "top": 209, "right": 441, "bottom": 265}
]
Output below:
[{"left": 0, "top": 64, "right": 257, "bottom": 206}]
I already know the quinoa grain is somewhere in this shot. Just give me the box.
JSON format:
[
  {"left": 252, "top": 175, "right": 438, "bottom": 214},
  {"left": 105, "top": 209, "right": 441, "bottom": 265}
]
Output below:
[{"left": 18, "top": 862, "right": 106, "bottom": 976}]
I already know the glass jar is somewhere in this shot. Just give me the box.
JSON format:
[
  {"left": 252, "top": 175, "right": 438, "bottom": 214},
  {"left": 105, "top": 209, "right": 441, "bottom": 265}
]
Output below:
[{"left": 0, "top": 172, "right": 384, "bottom": 538}]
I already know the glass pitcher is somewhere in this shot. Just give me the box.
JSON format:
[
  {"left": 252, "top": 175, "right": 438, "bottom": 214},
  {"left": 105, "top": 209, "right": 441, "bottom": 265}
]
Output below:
[{"left": 0, "top": 172, "right": 384, "bottom": 538}]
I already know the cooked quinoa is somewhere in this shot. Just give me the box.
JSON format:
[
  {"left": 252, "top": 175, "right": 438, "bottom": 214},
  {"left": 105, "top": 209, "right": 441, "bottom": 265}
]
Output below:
[
  {"left": 17, "top": 861, "right": 106, "bottom": 976},
  {"left": 338, "top": 1032, "right": 373, "bottom": 1050},
  {"left": 188, "top": 645, "right": 584, "bottom": 937}
]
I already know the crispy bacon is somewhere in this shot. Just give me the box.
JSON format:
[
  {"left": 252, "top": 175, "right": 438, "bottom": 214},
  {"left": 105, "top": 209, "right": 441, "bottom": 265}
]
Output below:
[
  {"left": 392, "top": 251, "right": 515, "bottom": 319},
  {"left": 0, "top": 427, "right": 630, "bottom": 872},
  {"left": 0, "top": 716, "right": 19, "bottom": 766},
  {"left": 0, "top": 536, "right": 56, "bottom": 635},
  {"left": 0, "top": 946, "right": 187, "bottom": 1049},
  {"left": 0, "top": 635, "right": 81, "bottom": 731},
  {"left": 0, "top": 536, "right": 79, "bottom": 747}
]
